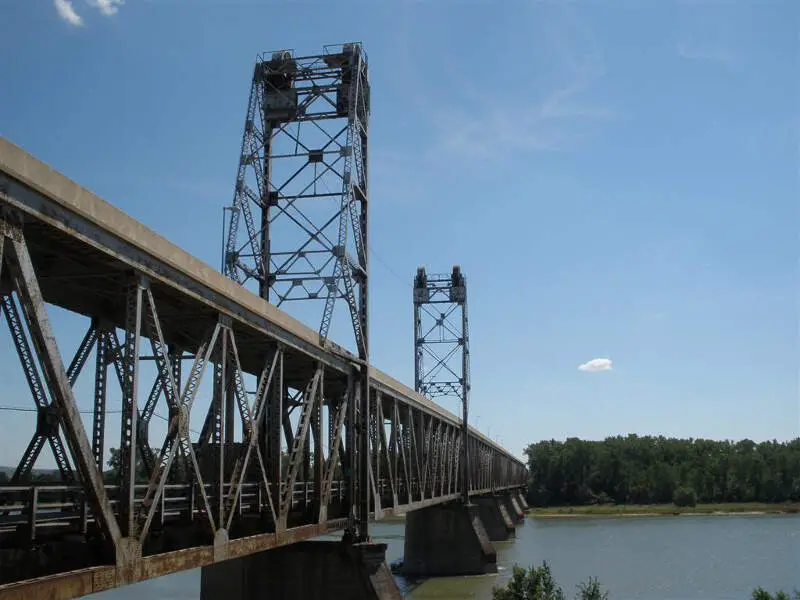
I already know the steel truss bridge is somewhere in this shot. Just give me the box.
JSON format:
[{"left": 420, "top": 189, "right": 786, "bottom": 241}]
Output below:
[{"left": 0, "top": 137, "right": 527, "bottom": 599}]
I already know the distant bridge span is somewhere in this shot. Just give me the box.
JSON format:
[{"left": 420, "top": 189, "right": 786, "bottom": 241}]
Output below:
[{"left": 0, "top": 137, "right": 527, "bottom": 599}]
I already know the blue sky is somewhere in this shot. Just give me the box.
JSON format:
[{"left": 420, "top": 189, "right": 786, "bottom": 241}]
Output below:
[{"left": 0, "top": 0, "right": 797, "bottom": 467}]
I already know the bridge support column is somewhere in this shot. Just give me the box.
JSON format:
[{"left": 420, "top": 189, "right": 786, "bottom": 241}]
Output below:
[
  {"left": 474, "top": 496, "right": 516, "bottom": 540},
  {"left": 401, "top": 502, "right": 496, "bottom": 576},
  {"left": 516, "top": 491, "right": 529, "bottom": 510},
  {"left": 200, "top": 541, "right": 401, "bottom": 600},
  {"left": 502, "top": 492, "right": 525, "bottom": 524}
]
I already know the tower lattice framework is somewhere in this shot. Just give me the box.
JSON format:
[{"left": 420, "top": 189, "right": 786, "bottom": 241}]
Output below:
[
  {"left": 223, "top": 43, "right": 370, "bottom": 356},
  {"left": 413, "top": 266, "right": 471, "bottom": 501}
]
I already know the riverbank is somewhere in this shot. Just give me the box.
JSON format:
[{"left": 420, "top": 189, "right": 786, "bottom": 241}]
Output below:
[{"left": 528, "top": 502, "right": 800, "bottom": 519}]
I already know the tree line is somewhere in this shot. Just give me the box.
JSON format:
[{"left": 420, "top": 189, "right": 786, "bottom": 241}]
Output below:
[{"left": 524, "top": 435, "right": 800, "bottom": 506}]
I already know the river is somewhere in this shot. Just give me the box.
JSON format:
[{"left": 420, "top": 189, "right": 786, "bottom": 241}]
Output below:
[{"left": 87, "top": 514, "right": 800, "bottom": 599}]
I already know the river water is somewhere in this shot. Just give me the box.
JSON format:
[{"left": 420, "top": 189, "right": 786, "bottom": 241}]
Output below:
[{"left": 88, "top": 514, "right": 799, "bottom": 599}]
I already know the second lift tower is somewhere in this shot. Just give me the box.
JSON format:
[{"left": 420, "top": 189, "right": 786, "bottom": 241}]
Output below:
[{"left": 413, "top": 266, "right": 471, "bottom": 502}]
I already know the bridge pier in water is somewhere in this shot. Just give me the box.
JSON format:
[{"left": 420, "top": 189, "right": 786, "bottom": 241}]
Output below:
[
  {"left": 201, "top": 541, "right": 402, "bottom": 600},
  {"left": 401, "top": 501, "right": 498, "bottom": 576},
  {"left": 474, "top": 496, "right": 516, "bottom": 541},
  {"left": 502, "top": 492, "right": 526, "bottom": 524}
]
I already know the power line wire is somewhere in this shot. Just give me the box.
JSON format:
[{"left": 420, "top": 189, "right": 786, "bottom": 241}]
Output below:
[
  {"left": 369, "top": 245, "right": 411, "bottom": 288},
  {"left": 317, "top": 175, "right": 411, "bottom": 289},
  {"left": 0, "top": 405, "right": 201, "bottom": 436}
]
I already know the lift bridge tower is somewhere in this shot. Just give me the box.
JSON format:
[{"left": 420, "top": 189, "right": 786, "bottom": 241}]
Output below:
[
  {"left": 222, "top": 43, "right": 370, "bottom": 355},
  {"left": 222, "top": 43, "right": 371, "bottom": 540},
  {"left": 413, "top": 266, "right": 471, "bottom": 502}
]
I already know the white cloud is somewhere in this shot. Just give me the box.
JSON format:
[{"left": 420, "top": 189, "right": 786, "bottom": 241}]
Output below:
[
  {"left": 578, "top": 358, "right": 613, "bottom": 373},
  {"left": 89, "top": 0, "right": 124, "bottom": 16},
  {"left": 54, "top": 0, "right": 84, "bottom": 26}
]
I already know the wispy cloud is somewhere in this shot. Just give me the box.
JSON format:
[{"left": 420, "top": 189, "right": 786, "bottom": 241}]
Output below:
[
  {"left": 429, "top": 9, "right": 612, "bottom": 160},
  {"left": 437, "top": 56, "right": 610, "bottom": 159},
  {"left": 89, "top": 0, "right": 124, "bottom": 16},
  {"left": 578, "top": 358, "right": 613, "bottom": 373},
  {"left": 676, "top": 41, "right": 738, "bottom": 70},
  {"left": 54, "top": 0, "right": 84, "bottom": 26},
  {"left": 54, "top": 0, "right": 124, "bottom": 26}
]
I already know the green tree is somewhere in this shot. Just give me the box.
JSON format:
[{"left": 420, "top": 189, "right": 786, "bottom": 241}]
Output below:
[
  {"left": 524, "top": 435, "right": 800, "bottom": 508},
  {"left": 672, "top": 486, "right": 697, "bottom": 508}
]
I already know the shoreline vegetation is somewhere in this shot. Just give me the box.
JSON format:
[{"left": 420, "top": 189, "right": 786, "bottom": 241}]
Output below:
[
  {"left": 524, "top": 436, "right": 800, "bottom": 513},
  {"left": 491, "top": 562, "right": 799, "bottom": 600},
  {"left": 527, "top": 502, "right": 800, "bottom": 519}
]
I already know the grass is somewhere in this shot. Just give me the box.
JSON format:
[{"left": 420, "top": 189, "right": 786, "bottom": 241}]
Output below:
[{"left": 528, "top": 502, "right": 800, "bottom": 518}]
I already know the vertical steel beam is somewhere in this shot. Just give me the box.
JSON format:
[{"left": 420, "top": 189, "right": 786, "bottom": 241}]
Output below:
[
  {"left": 302, "top": 421, "right": 311, "bottom": 495},
  {"left": 214, "top": 326, "right": 228, "bottom": 525},
  {"left": 357, "top": 367, "right": 370, "bottom": 539},
  {"left": 344, "top": 371, "right": 357, "bottom": 537},
  {"left": 395, "top": 401, "right": 411, "bottom": 504},
  {"left": 312, "top": 369, "right": 323, "bottom": 516},
  {"left": 461, "top": 280, "right": 471, "bottom": 502},
  {"left": 266, "top": 348, "right": 283, "bottom": 509},
  {"left": 120, "top": 277, "right": 144, "bottom": 538},
  {"left": 92, "top": 327, "right": 109, "bottom": 471},
  {"left": 388, "top": 399, "right": 399, "bottom": 506},
  {"left": 224, "top": 376, "right": 235, "bottom": 445}
]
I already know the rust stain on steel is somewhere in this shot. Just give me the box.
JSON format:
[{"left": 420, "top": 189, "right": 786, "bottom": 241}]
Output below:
[
  {"left": 0, "top": 566, "right": 116, "bottom": 600},
  {"left": 140, "top": 547, "right": 214, "bottom": 581},
  {"left": 226, "top": 518, "right": 348, "bottom": 560},
  {"left": 0, "top": 520, "right": 351, "bottom": 600}
]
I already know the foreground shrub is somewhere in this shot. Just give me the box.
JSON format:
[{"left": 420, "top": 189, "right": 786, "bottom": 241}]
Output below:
[
  {"left": 492, "top": 562, "right": 608, "bottom": 600},
  {"left": 751, "top": 589, "right": 800, "bottom": 600}
]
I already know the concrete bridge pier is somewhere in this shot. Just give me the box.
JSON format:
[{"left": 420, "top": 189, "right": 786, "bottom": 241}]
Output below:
[
  {"left": 516, "top": 491, "right": 529, "bottom": 511},
  {"left": 502, "top": 492, "right": 525, "bottom": 524},
  {"left": 401, "top": 502, "right": 496, "bottom": 577},
  {"left": 200, "top": 541, "right": 402, "bottom": 600},
  {"left": 474, "top": 496, "right": 516, "bottom": 541}
]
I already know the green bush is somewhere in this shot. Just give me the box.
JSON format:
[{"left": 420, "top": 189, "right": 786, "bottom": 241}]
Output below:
[
  {"left": 672, "top": 486, "right": 697, "bottom": 508},
  {"left": 493, "top": 563, "right": 565, "bottom": 600},
  {"left": 492, "top": 567, "right": 793, "bottom": 600},
  {"left": 577, "top": 577, "right": 609, "bottom": 600},
  {"left": 751, "top": 589, "right": 800, "bottom": 600},
  {"left": 492, "top": 563, "right": 608, "bottom": 600}
]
